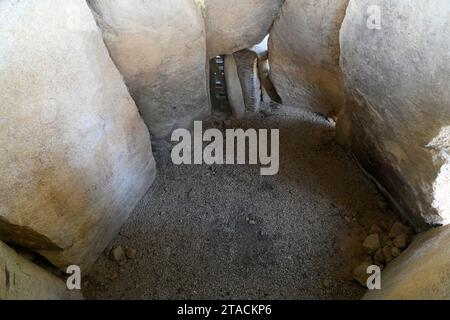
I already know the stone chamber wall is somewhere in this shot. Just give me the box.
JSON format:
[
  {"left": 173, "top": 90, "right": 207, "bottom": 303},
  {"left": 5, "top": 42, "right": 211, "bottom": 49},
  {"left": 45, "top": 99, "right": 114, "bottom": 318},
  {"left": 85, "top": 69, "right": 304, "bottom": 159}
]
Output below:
[{"left": 0, "top": 0, "right": 449, "bottom": 299}]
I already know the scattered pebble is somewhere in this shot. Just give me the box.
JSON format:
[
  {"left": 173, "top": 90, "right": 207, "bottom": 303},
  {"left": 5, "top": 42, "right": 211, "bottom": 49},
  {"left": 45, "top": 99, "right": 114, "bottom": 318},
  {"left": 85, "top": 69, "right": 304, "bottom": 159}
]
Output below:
[
  {"left": 389, "top": 221, "right": 405, "bottom": 239},
  {"left": 369, "top": 224, "right": 383, "bottom": 234},
  {"left": 363, "top": 234, "right": 381, "bottom": 255},
  {"left": 125, "top": 247, "right": 137, "bottom": 260},
  {"left": 393, "top": 234, "right": 409, "bottom": 250},
  {"left": 391, "top": 247, "right": 402, "bottom": 258},
  {"left": 382, "top": 246, "right": 394, "bottom": 264},
  {"left": 378, "top": 201, "right": 387, "bottom": 211}
]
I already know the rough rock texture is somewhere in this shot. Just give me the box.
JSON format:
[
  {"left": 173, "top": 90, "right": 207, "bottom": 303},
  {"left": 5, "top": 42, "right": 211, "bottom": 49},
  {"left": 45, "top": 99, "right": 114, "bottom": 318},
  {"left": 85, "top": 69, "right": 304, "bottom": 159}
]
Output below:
[
  {"left": 336, "top": 0, "right": 450, "bottom": 230},
  {"left": 250, "top": 36, "right": 281, "bottom": 108},
  {"left": 0, "top": 0, "right": 156, "bottom": 270},
  {"left": 88, "top": 0, "right": 210, "bottom": 139},
  {"left": 234, "top": 50, "right": 262, "bottom": 112},
  {"left": 258, "top": 59, "right": 281, "bottom": 108},
  {"left": 205, "top": 0, "right": 284, "bottom": 58},
  {"left": 224, "top": 55, "right": 246, "bottom": 119},
  {"left": 352, "top": 262, "right": 371, "bottom": 288},
  {"left": 269, "top": 0, "right": 349, "bottom": 116},
  {"left": 362, "top": 234, "right": 381, "bottom": 255},
  {"left": 0, "top": 241, "right": 82, "bottom": 300},
  {"left": 364, "top": 225, "right": 450, "bottom": 300}
]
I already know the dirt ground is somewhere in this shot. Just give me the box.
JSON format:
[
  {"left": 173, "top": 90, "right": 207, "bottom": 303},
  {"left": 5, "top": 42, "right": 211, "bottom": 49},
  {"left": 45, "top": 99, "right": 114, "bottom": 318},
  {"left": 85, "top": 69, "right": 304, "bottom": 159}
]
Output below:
[{"left": 84, "top": 107, "right": 397, "bottom": 300}]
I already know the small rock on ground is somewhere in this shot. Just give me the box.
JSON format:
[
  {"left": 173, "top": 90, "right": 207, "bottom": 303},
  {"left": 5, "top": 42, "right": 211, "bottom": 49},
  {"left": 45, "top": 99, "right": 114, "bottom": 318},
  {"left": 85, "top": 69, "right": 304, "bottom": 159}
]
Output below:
[
  {"left": 110, "top": 246, "right": 124, "bottom": 262},
  {"left": 363, "top": 234, "right": 381, "bottom": 255}
]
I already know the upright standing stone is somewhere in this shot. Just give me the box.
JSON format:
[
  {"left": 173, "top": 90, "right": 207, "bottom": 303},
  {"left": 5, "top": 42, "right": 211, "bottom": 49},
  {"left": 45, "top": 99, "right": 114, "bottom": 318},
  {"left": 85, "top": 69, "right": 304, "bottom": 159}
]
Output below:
[
  {"left": 337, "top": 0, "right": 450, "bottom": 229},
  {"left": 269, "top": 0, "right": 349, "bottom": 116},
  {"left": 0, "top": 0, "right": 156, "bottom": 270},
  {"left": 88, "top": 0, "right": 211, "bottom": 139}
]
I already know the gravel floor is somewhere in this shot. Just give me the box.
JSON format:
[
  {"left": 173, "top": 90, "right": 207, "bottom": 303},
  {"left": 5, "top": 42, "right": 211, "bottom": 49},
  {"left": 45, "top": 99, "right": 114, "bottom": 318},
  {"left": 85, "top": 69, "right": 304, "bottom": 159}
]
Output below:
[{"left": 84, "top": 108, "right": 396, "bottom": 300}]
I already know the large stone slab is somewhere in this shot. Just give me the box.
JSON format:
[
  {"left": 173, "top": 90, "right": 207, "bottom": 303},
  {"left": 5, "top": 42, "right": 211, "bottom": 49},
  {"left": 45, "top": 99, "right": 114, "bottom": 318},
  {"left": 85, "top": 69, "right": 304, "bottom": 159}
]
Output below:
[
  {"left": 205, "top": 0, "right": 283, "bottom": 58},
  {"left": 337, "top": 0, "right": 450, "bottom": 230},
  {"left": 224, "top": 55, "right": 246, "bottom": 119},
  {"left": 269, "top": 0, "right": 349, "bottom": 116},
  {"left": 0, "top": 241, "right": 82, "bottom": 300},
  {"left": 0, "top": 0, "right": 156, "bottom": 270},
  {"left": 258, "top": 59, "right": 282, "bottom": 109},
  {"left": 233, "top": 49, "right": 262, "bottom": 113},
  {"left": 88, "top": 0, "right": 210, "bottom": 139},
  {"left": 364, "top": 225, "right": 450, "bottom": 300}
]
